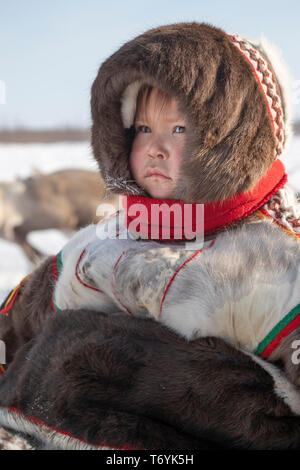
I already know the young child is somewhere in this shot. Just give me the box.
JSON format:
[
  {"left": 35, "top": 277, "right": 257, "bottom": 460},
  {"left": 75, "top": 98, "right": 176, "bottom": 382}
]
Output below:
[
  {"left": 1, "top": 23, "right": 300, "bottom": 386},
  {"left": 130, "top": 85, "right": 186, "bottom": 200}
]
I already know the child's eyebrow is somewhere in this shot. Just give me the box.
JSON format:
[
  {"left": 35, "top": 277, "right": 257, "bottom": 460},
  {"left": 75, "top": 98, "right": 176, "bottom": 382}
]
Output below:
[
  {"left": 165, "top": 117, "right": 186, "bottom": 123},
  {"left": 135, "top": 116, "right": 185, "bottom": 124},
  {"left": 134, "top": 119, "right": 146, "bottom": 124}
]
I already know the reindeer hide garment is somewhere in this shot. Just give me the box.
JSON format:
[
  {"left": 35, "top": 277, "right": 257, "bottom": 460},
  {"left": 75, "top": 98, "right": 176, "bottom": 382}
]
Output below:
[{"left": 0, "top": 22, "right": 300, "bottom": 450}]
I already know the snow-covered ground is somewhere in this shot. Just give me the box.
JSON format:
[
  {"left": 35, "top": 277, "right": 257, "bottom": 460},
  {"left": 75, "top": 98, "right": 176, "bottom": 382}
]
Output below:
[{"left": 0, "top": 138, "right": 300, "bottom": 304}]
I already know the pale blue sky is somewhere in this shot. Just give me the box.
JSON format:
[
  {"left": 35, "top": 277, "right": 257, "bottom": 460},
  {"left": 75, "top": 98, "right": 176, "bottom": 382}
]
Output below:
[{"left": 0, "top": 0, "right": 299, "bottom": 129}]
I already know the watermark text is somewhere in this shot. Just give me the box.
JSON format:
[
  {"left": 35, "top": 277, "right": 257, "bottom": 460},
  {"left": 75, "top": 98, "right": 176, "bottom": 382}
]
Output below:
[
  {"left": 96, "top": 196, "right": 204, "bottom": 250},
  {"left": 291, "top": 339, "right": 300, "bottom": 365},
  {"left": 0, "top": 340, "right": 6, "bottom": 365}
]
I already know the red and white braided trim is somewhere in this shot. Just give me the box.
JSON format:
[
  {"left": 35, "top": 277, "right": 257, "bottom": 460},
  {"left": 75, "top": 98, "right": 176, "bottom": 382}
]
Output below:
[
  {"left": 259, "top": 187, "right": 300, "bottom": 239},
  {"left": 230, "top": 34, "right": 285, "bottom": 158}
]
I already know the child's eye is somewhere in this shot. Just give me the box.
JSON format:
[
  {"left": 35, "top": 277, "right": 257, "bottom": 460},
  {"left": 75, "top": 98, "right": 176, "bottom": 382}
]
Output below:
[
  {"left": 136, "top": 125, "right": 151, "bottom": 133},
  {"left": 174, "top": 126, "right": 185, "bottom": 134}
]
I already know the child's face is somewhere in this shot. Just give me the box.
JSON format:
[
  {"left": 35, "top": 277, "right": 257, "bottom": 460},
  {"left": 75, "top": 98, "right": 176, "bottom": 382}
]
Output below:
[{"left": 129, "top": 89, "right": 186, "bottom": 199}]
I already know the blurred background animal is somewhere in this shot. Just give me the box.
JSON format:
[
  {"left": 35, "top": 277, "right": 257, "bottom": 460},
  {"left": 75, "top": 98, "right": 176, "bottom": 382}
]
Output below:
[{"left": 0, "top": 169, "right": 118, "bottom": 263}]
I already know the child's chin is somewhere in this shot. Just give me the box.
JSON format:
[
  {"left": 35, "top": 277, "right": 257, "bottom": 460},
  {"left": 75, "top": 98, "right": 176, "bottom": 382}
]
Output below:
[{"left": 148, "top": 188, "right": 174, "bottom": 200}]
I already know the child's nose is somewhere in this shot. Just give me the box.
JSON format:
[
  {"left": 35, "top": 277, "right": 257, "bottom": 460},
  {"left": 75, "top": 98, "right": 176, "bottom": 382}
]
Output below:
[{"left": 147, "top": 141, "right": 169, "bottom": 160}]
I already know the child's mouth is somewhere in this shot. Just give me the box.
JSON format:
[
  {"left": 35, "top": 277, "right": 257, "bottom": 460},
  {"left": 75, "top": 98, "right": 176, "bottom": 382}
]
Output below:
[{"left": 145, "top": 169, "right": 171, "bottom": 179}]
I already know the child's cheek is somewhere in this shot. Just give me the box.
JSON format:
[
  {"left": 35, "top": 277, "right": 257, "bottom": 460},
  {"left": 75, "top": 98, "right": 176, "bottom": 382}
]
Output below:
[{"left": 129, "top": 148, "right": 142, "bottom": 181}]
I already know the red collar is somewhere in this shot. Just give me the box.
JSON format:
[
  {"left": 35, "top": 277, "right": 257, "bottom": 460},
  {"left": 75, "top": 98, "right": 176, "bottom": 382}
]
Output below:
[{"left": 122, "top": 159, "right": 287, "bottom": 241}]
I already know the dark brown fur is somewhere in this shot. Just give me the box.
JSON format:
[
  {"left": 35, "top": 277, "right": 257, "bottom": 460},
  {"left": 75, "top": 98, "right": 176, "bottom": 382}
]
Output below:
[
  {"left": 0, "top": 256, "right": 54, "bottom": 365},
  {"left": 91, "top": 22, "right": 279, "bottom": 203},
  {"left": 1, "top": 307, "right": 300, "bottom": 449},
  {"left": 1, "top": 262, "right": 300, "bottom": 449}
]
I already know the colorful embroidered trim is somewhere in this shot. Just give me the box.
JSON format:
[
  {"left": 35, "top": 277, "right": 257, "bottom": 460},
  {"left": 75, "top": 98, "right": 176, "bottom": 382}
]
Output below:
[
  {"left": 0, "top": 274, "right": 31, "bottom": 316},
  {"left": 259, "top": 207, "right": 300, "bottom": 241},
  {"left": 253, "top": 190, "right": 300, "bottom": 357},
  {"left": 159, "top": 238, "right": 217, "bottom": 317},
  {"left": 52, "top": 247, "right": 106, "bottom": 312},
  {"left": 51, "top": 251, "right": 63, "bottom": 312},
  {"left": 256, "top": 188, "right": 300, "bottom": 240},
  {"left": 230, "top": 34, "right": 285, "bottom": 157},
  {"left": 52, "top": 250, "right": 63, "bottom": 283},
  {"left": 2, "top": 406, "right": 134, "bottom": 450},
  {"left": 0, "top": 274, "right": 31, "bottom": 375},
  {"left": 254, "top": 303, "right": 300, "bottom": 358},
  {"left": 75, "top": 247, "right": 105, "bottom": 294}
]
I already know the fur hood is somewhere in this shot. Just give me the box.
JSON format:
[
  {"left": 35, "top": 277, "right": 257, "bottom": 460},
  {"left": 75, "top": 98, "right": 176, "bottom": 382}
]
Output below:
[{"left": 91, "top": 22, "right": 292, "bottom": 203}]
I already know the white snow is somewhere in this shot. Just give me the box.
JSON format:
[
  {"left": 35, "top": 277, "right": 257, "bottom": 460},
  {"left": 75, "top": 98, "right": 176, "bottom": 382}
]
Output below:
[
  {"left": 0, "top": 138, "right": 300, "bottom": 304},
  {"left": 0, "top": 141, "right": 97, "bottom": 181}
]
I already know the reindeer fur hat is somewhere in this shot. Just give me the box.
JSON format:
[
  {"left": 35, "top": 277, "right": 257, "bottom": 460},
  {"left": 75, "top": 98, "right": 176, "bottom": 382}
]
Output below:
[{"left": 91, "top": 22, "right": 292, "bottom": 203}]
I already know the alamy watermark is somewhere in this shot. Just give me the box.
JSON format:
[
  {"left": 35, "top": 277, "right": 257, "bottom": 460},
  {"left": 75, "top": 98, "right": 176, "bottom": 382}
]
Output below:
[
  {"left": 291, "top": 340, "right": 300, "bottom": 365},
  {"left": 0, "top": 340, "right": 6, "bottom": 365},
  {"left": 96, "top": 195, "right": 204, "bottom": 250},
  {"left": 0, "top": 80, "right": 6, "bottom": 104}
]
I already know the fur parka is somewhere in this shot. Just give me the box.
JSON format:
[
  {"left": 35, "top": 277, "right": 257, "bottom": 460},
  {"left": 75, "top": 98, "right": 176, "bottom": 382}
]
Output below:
[
  {"left": 1, "top": 276, "right": 300, "bottom": 449},
  {"left": 72, "top": 22, "right": 299, "bottom": 385}
]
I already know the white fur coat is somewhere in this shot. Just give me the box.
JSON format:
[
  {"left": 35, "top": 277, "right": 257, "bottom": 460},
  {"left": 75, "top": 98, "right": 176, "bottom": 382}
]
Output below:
[{"left": 53, "top": 183, "right": 300, "bottom": 364}]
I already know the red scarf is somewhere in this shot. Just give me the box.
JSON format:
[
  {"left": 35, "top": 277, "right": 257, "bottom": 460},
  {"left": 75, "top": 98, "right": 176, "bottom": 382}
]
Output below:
[{"left": 122, "top": 159, "right": 287, "bottom": 241}]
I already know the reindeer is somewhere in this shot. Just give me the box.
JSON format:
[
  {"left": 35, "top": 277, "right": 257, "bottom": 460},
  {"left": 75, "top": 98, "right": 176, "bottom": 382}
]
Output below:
[{"left": 0, "top": 169, "right": 118, "bottom": 263}]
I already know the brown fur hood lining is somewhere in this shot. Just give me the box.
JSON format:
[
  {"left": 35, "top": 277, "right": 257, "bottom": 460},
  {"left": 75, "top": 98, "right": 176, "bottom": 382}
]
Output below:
[{"left": 91, "top": 22, "right": 291, "bottom": 203}]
